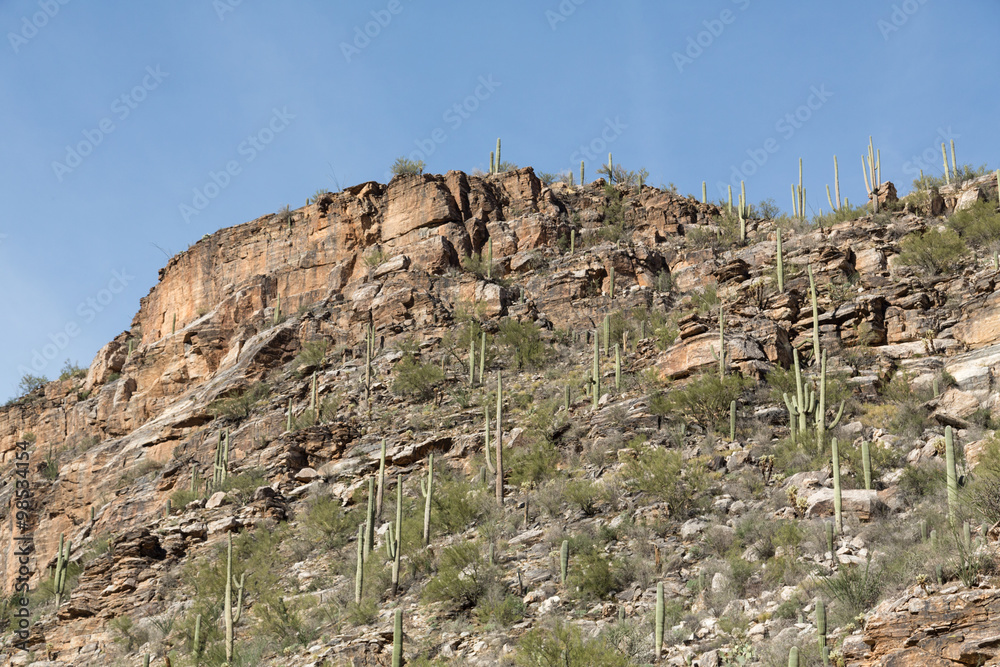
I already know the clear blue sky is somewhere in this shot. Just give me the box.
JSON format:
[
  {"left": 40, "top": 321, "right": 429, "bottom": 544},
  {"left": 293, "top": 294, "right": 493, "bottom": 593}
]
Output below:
[{"left": 2, "top": 1, "right": 998, "bottom": 402}]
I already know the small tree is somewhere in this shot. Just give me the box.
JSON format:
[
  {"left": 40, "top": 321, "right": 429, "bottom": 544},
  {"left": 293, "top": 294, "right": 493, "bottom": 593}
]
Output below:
[
  {"left": 897, "top": 228, "right": 966, "bottom": 274},
  {"left": 17, "top": 374, "right": 48, "bottom": 397},
  {"left": 391, "top": 157, "right": 425, "bottom": 176}
]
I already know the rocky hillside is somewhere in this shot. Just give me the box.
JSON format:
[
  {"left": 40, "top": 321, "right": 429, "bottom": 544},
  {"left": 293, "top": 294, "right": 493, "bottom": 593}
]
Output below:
[{"left": 2, "top": 166, "right": 1000, "bottom": 666}]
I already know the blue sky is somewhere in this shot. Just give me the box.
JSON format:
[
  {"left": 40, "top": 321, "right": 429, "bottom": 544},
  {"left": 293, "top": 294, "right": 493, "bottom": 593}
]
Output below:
[{"left": 2, "top": 1, "right": 998, "bottom": 401}]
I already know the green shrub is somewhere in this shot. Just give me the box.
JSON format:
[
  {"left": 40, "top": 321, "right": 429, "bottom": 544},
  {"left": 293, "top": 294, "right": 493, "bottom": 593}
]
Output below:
[
  {"left": 812, "top": 202, "right": 870, "bottom": 228},
  {"left": 218, "top": 467, "right": 269, "bottom": 506},
  {"left": 17, "top": 374, "right": 47, "bottom": 397},
  {"left": 896, "top": 227, "right": 966, "bottom": 274},
  {"left": 423, "top": 541, "right": 499, "bottom": 610},
  {"left": 391, "top": 340, "right": 444, "bottom": 400},
  {"left": 298, "top": 492, "right": 359, "bottom": 550},
  {"left": 58, "top": 360, "right": 86, "bottom": 381},
  {"left": 821, "top": 557, "right": 885, "bottom": 619},
  {"left": 292, "top": 340, "right": 328, "bottom": 375},
  {"left": 514, "top": 620, "right": 629, "bottom": 667},
  {"left": 620, "top": 445, "right": 708, "bottom": 517},
  {"left": 207, "top": 382, "right": 270, "bottom": 420},
  {"left": 496, "top": 318, "right": 547, "bottom": 370},
  {"left": 949, "top": 200, "right": 1000, "bottom": 249},
  {"left": 507, "top": 439, "right": 561, "bottom": 486},
  {"left": 912, "top": 163, "right": 990, "bottom": 192},
  {"left": 653, "top": 372, "right": 754, "bottom": 431},
  {"left": 391, "top": 157, "right": 425, "bottom": 176}
]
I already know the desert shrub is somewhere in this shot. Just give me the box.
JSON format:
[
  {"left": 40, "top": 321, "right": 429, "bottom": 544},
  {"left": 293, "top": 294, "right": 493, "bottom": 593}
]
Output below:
[
  {"left": 171, "top": 488, "right": 200, "bottom": 508},
  {"left": 391, "top": 340, "right": 444, "bottom": 400},
  {"left": 949, "top": 200, "right": 1000, "bottom": 249},
  {"left": 912, "top": 164, "right": 990, "bottom": 192},
  {"left": 460, "top": 252, "right": 493, "bottom": 279},
  {"left": 423, "top": 541, "right": 500, "bottom": 610},
  {"left": 391, "top": 156, "right": 425, "bottom": 176},
  {"left": 298, "top": 492, "right": 359, "bottom": 551},
  {"left": 821, "top": 556, "right": 885, "bottom": 620},
  {"left": 291, "top": 340, "right": 328, "bottom": 374},
  {"left": 507, "top": 439, "right": 561, "bottom": 487},
  {"left": 58, "top": 360, "right": 87, "bottom": 381},
  {"left": 17, "top": 374, "right": 47, "bottom": 397},
  {"left": 562, "top": 478, "right": 606, "bottom": 516},
  {"left": 217, "top": 467, "right": 269, "bottom": 506},
  {"left": 474, "top": 588, "right": 525, "bottom": 628},
  {"left": 432, "top": 467, "right": 488, "bottom": 534},
  {"left": 496, "top": 318, "right": 547, "bottom": 370},
  {"left": 208, "top": 382, "right": 270, "bottom": 420},
  {"left": 620, "top": 445, "right": 708, "bottom": 517},
  {"left": 896, "top": 227, "right": 966, "bottom": 274},
  {"left": 967, "top": 435, "right": 1000, "bottom": 524},
  {"left": 654, "top": 372, "right": 754, "bottom": 431},
  {"left": 812, "top": 202, "right": 870, "bottom": 228},
  {"left": 567, "top": 549, "right": 622, "bottom": 602},
  {"left": 515, "top": 620, "right": 629, "bottom": 667}
]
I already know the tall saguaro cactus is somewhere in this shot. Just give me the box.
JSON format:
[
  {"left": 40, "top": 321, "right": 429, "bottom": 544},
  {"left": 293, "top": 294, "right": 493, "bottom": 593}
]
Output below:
[
  {"left": 946, "top": 426, "right": 958, "bottom": 527},
  {"left": 776, "top": 229, "right": 785, "bottom": 292},
  {"left": 808, "top": 265, "right": 821, "bottom": 365},
  {"left": 376, "top": 438, "right": 387, "bottom": 519},
  {"left": 495, "top": 374, "right": 504, "bottom": 505},
  {"left": 387, "top": 474, "right": 403, "bottom": 595},
  {"left": 224, "top": 532, "right": 247, "bottom": 665},
  {"left": 421, "top": 453, "right": 434, "bottom": 545},
  {"left": 392, "top": 608, "right": 403, "bottom": 667},
  {"left": 832, "top": 437, "right": 843, "bottom": 534},
  {"left": 861, "top": 440, "right": 872, "bottom": 491},
  {"left": 655, "top": 581, "right": 665, "bottom": 660}
]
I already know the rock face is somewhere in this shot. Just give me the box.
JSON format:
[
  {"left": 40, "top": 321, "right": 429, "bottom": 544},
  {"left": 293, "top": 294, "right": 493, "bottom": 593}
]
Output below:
[
  {"left": 4, "top": 167, "right": 1000, "bottom": 665},
  {"left": 844, "top": 586, "right": 1000, "bottom": 666}
]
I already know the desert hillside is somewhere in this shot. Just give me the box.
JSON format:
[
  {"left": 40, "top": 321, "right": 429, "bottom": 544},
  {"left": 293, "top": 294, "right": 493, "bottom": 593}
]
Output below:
[{"left": 3, "top": 163, "right": 1000, "bottom": 666}]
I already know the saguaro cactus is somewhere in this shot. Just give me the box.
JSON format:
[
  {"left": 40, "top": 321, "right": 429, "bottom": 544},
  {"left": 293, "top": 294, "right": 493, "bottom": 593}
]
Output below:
[
  {"left": 214, "top": 430, "right": 230, "bottom": 488},
  {"left": 376, "top": 438, "right": 387, "bottom": 519},
  {"left": 655, "top": 581, "right": 665, "bottom": 660},
  {"left": 832, "top": 437, "right": 843, "bottom": 534},
  {"left": 788, "top": 646, "right": 799, "bottom": 667},
  {"left": 224, "top": 532, "right": 246, "bottom": 665},
  {"left": 730, "top": 400, "right": 737, "bottom": 441},
  {"left": 580, "top": 160, "right": 585, "bottom": 186},
  {"left": 815, "top": 350, "right": 845, "bottom": 450},
  {"left": 861, "top": 440, "right": 872, "bottom": 490},
  {"left": 496, "top": 138, "right": 501, "bottom": 174},
  {"left": 808, "top": 265, "right": 821, "bottom": 365},
  {"left": 711, "top": 306, "right": 726, "bottom": 379},
  {"left": 776, "top": 228, "right": 785, "bottom": 292},
  {"left": 393, "top": 608, "right": 403, "bottom": 667},
  {"left": 592, "top": 332, "right": 600, "bottom": 410},
  {"left": 495, "top": 374, "right": 504, "bottom": 505},
  {"left": 816, "top": 599, "right": 827, "bottom": 654},
  {"left": 421, "top": 452, "right": 434, "bottom": 545},
  {"left": 387, "top": 474, "right": 403, "bottom": 595},
  {"left": 946, "top": 425, "right": 958, "bottom": 527},
  {"left": 560, "top": 540, "right": 569, "bottom": 585},
  {"left": 364, "top": 477, "right": 375, "bottom": 557},
  {"left": 355, "top": 524, "right": 365, "bottom": 604},
  {"left": 193, "top": 613, "right": 202, "bottom": 659},
  {"left": 53, "top": 533, "right": 67, "bottom": 601},
  {"left": 614, "top": 344, "right": 621, "bottom": 390}
]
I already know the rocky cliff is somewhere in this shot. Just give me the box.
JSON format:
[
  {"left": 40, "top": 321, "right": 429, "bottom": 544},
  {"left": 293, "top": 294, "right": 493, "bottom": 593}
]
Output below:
[{"left": 2, "top": 167, "right": 1000, "bottom": 666}]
